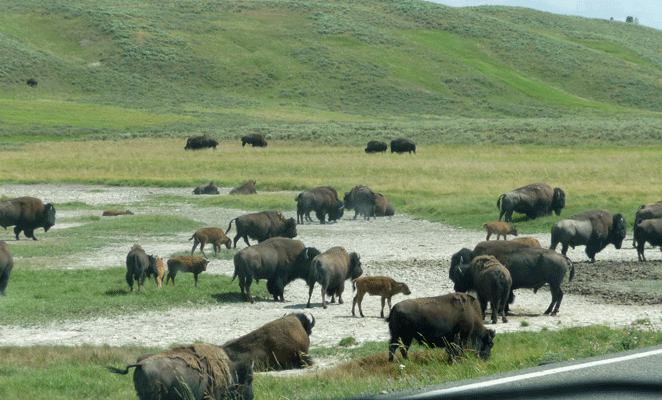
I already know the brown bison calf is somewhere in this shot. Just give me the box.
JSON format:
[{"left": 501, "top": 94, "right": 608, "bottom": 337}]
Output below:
[
  {"left": 154, "top": 258, "right": 165, "bottom": 288},
  {"left": 166, "top": 256, "right": 209, "bottom": 287},
  {"left": 102, "top": 210, "right": 134, "bottom": 216},
  {"left": 189, "top": 227, "right": 232, "bottom": 259},
  {"left": 351, "top": 276, "right": 411, "bottom": 318},
  {"left": 483, "top": 221, "right": 518, "bottom": 240}
]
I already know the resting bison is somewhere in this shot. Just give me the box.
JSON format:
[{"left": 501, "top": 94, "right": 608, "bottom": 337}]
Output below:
[
  {"left": 0, "top": 241, "right": 14, "bottom": 296},
  {"left": 634, "top": 219, "right": 662, "bottom": 261},
  {"left": 193, "top": 181, "right": 220, "bottom": 195},
  {"left": 450, "top": 241, "right": 574, "bottom": 315},
  {"left": 0, "top": 196, "right": 56, "bottom": 240},
  {"left": 229, "top": 180, "right": 257, "bottom": 195},
  {"left": 343, "top": 185, "right": 377, "bottom": 220},
  {"left": 295, "top": 187, "right": 344, "bottom": 224},
  {"left": 241, "top": 133, "right": 267, "bottom": 147},
  {"left": 223, "top": 313, "right": 315, "bottom": 371},
  {"left": 365, "top": 140, "right": 388, "bottom": 153},
  {"left": 166, "top": 256, "right": 209, "bottom": 287},
  {"left": 189, "top": 227, "right": 232, "bottom": 259},
  {"left": 387, "top": 292, "right": 495, "bottom": 362},
  {"left": 497, "top": 182, "right": 566, "bottom": 222},
  {"left": 27, "top": 78, "right": 38, "bottom": 87},
  {"left": 390, "top": 138, "right": 416, "bottom": 154},
  {"left": 226, "top": 211, "right": 297, "bottom": 248},
  {"left": 125, "top": 244, "right": 158, "bottom": 293},
  {"left": 107, "top": 343, "right": 254, "bottom": 400},
  {"left": 550, "top": 209, "right": 626, "bottom": 262},
  {"left": 184, "top": 135, "right": 219, "bottom": 150},
  {"left": 232, "top": 237, "right": 305, "bottom": 303},
  {"left": 374, "top": 193, "right": 395, "bottom": 217},
  {"left": 102, "top": 209, "right": 134, "bottom": 216},
  {"left": 308, "top": 246, "right": 363, "bottom": 308}
]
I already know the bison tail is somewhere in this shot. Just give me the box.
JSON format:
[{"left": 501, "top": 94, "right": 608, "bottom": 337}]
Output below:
[
  {"left": 105, "top": 364, "right": 138, "bottom": 375},
  {"left": 188, "top": 235, "right": 194, "bottom": 241},
  {"left": 226, "top": 218, "right": 236, "bottom": 234},
  {"left": 496, "top": 194, "right": 505, "bottom": 209},
  {"left": 568, "top": 260, "right": 575, "bottom": 282}
]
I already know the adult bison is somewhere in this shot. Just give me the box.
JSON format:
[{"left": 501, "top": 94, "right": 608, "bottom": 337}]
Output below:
[
  {"left": 0, "top": 241, "right": 14, "bottom": 296},
  {"left": 229, "top": 180, "right": 257, "bottom": 195},
  {"left": 232, "top": 237, "right": 305, "bottom": 303},
  {"left": 241, "top": 133, "right": 267, "bottom": 147},
  {"left": 390, "top": 138, "right": 416, "bottom": 154},
  {"left": 387, "top": 292, "right": 495, "bottom": 362},
  {"left": 295, "top": 187, "right": 344, "bottom": 224},
  {"left": 374, "top": 193, "right": 395, "bottom": 217},
  {"left": 633, "top": 219, "right": 662, "bottom": 261},
  {"left": 365, "top": 140, "right": 388, "bottom": 153},
  {"left": 308, "top": 246, "right": 362, "bottom": 309},
  {"left": 193, "top": 181, "right": 220, "bottom": 195},
  {"left": 185, "top": 135, "right": 219, "bottom": 150},
  {"left": 450, "top": 241, "right": 574, "bottom": 315},
  {"left": 0, "top": 196, "right": 56, "bottom": 240},
  {"left": 27, "top": 78, "right": 38, "bottom": 87},
  {"left": 126, "top": 244, "right": 158, "bottom": 293},
  {"left": 343, "top": 185, "right": 377, "bottom": 220},
  {"left": 632, "top": 202, "right": 662, "bottom": 247},
  {"left": 226, "top": 211, "right": 297, "bottom": 248},
  {"left": 223, "top": 313, "right": 315, "bottom": 371},
  {"left": 497, "top": 182, "right": 565, "bottom": 222},
  {"left": 107, "top": 343, "right": 254, "bottom": 400},
  {"left": 267, "top": 246, "right": 322, "bottom": 307},
  {"left": 550, "top": 209, "right": 626, "bottom": 262}
]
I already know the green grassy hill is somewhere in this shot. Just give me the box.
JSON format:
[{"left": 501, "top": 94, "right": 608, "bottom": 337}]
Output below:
[{"left": 1, "top": 0, "right": 662, "bottom": 143}]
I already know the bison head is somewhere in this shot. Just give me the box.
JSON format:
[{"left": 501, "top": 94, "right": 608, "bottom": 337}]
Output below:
[
  {"left": 610, "top": 213, "right": 627, "bottom": 249},
  {"left": 551, "top": 188, "right": 566, "bottom": 216},
  {"left": 348, "top": 252, "right": 363, "bottom": 280},
  {"left": 452, "top": 264, "right": 474, "bottom": 293},
  {"left": 43, "top": 203, "right": 56, "bottom": 232},
  {"left": 474, "top": 329, "right": 496, "bottom": 360}
]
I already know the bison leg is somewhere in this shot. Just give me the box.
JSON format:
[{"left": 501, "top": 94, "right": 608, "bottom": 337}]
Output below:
[
  {"left": 191, "top": 240, "right": 199, "bottom": 256},
  {"left": 637, "top": 242, "right": 646, "bottom": 261},
  {"left": 306, "top": 283, "right": 315, "bottom": 308},
  {"left": 486, "top": 232, "right": 491, "bottom": 241},
  {"left": 193, "top": 273, "right": 199, "bottom": 287},
  {"left": 165, "top": 272, "right": 175, "bottom": 286},
  {"left": 126, "top": 270, "right": 134, "bottom": 292},
  {"left": 544, "top": 285, "right": 563, "bottom": 315},
  {"left": 320, "top": 287, "right": 327, "bottom": 309},
  {"left": 352, "top": 291, "right": 366, "bottom": 317},
  {"left": 388, "top": 337, "right": 411, "bottom": 361}
]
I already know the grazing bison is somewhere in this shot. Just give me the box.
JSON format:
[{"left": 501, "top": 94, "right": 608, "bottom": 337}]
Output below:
[
  {"left": 0, "top": 196, "right": 56, "bottom": 240},
  {"left": 185, "top": 135, "right": 219, "bottom": 150},
  {"left": 166, "top": 256, "right": 209, "bottom": 287},
  {"left": 193, "top": 181, "right": 220, "bottom": 195},
  {"left": 497, "top": 183, "right": 565, "bottom": 222},
  {"left": 232, "top": 237, "right": 305, "bottom": 303},
  {"left": 351, "top": 276, "right": 411, "bottom": 318},
  {"left": 226, "top": 211, "right": 297, "bottom": 248},
  {"left": 223, "top": 313, "right": 315, "bottom": 371},
  {"left": 308, "top": 246, "right": 363, "bottom": 309},
  {"left": 387, "top": 292, "right": 495, "bottom": 362},
  {"left": 550, "top": 209, "right": 626, "bottom": 262},
  {"left": 126, "top": 244, "right": 158, "bottom": 293},
  {"left": 27, "top": 78, "right": 38, "bottom": 87},
  {"left": 295, "top": 187, "right": 344, "bottom": 224},
  {"left": 374, "top": 193, "right": 395, "bottom": 217},
  {"left": 241, "top": 133, "right": 267, "bottom": 147},
  {"left": 229, "top": 180, "right": 257, "bottom": 195},
  {"left": 107, "top": 343, "right": 254, "bottom": 400},
  {"left": 0, "top": 241, "right": 14, "bottom": 296},
  {"left": 390, "top": 138, "right": 416, "bottom": 154},
  {"left": 343, "top": 185, "right": 377, "bottom": 220},
  {"left": 189, "top": 227, "right": 232, "bottom": 259},
  {"left": 102, "top": 209, "right": 134, "bottom": 216},
  {"left": 365, "top": 140, "right": 388, "bottom": 153},
  {"left": 634, "top": 219, "right": 662, "bottom": 261}
]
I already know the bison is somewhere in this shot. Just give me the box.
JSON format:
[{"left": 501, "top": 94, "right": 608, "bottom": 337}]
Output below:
[
  {"left": 343, "top": 185, "right": 377, "bottom": 220},
  {"left": 365, "top": 140, "right": 388, "bottom": 153},
  {"left": 374, "top": 193, "right": 395, "bottom": 217},
  {"left": 193, "top": 181, "right": 220, "bottom": 195},
  {"left": 102, "top": 209, "right": 134, "bottom": 216},
  {"left": 632, "top": 202, "right": 662, "bottom": 247},
  {"left": 511, "top": 237, "right": 542, "bottom": 247},
  {"left": 153, "top": 258, "right": 165, "bottom": 288},
  {"left": 189, "top": 227, "right": 232, "bottom": 259},
  {"left": 185, "top": 135, "right": 219, "bottom": 150},
  {"left": 166, "top": 256, "right": 209, "bottom": 287},
  {"left": 27, "top": 78, "right": 38, "bottom": 87},
  {"left": 634, "top": 218, "right": 662, "bottom": 261},
  {"left": 229, "top": 180, "right": 257, "bottom": 195},
  {"left": 351, "top": 276, "right": 411, "bottom": 318},
  {"left": 107, "top": 343, "right": 254, "bottom": 400},
  {"left": 232, "top": 237, "right": 305, "bottom": 303},
  {"left": 387, "top": 292, "right": 495, "bottom": 362},
  {"left": 265, "top": 246, "right": 322, "bottom": 308},
  {"left": 497, "top": 183, "right": 565, "bottom": 222},
  {"left": 550, "top": 209, "right": 626, "bottom": 262},
  {"left": 0, "top": 196, "right": 56, "bottom": 240},
  {"left": 226, "top": 211, "right": 297, "bottom": 248},
  {"left": 390, "top": 138, "right": 416, "bottom": 154},
  {"left": 308, "top": 246, "right": 363, "bottom": 309},
  {"left": 483, "top": 221, "right": 517, "bottom": 240},
  {"left": 223, "top": 313, "right": 315, "bottom": 371},
  {"left": 241, "top": 133, "right": 267, "bottom": 147},
  {"left": 125, "top": 244, "right": 158, "bottom": 293},
  {"left": 295, "top": 187, "right": 344, "bottom": 224},
  {"left": 0, "top": 241, "right": 14, "bottom": 296}
]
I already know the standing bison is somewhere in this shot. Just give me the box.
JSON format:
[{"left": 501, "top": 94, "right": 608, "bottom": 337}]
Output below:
[
  {"left": 550, "top": 209, "right": 626, "bottom": 262},
  {"left": 125, "top": 244, "right": 158, "bottom": 293},
  {"left": 189, "top": 227, "right": 232, "bottom": 259},
  {"left": 226, "top": 211, "right": 297, "bottom": 248},
  {"left": 0, "top": 196, "right": 56, "bottom": 240},
  {"left": 387, "top": 292, "right": 495, "bottom": 362},
  {"left": 497, "top": 183, "right": 565, "bottom": 222},
  {"left": 193, "top": 181, "right": 220, "bottom": 195},
  {"left": 166, "top": 256, "right": 209, "bottom": 287},
  {"left": 365, "top": 140, "right": 388, "bottom": 153},
  {"left": 308, "top": 246, "right": 363, "bottom": 308},
  {"left": 107, "top": 343, "right": 254, "bottom": 400},
  {"left": 343, "top": 185, "right": 377, "bottom": 220},
  {"left": 223, "top": 313, "right": 315, "bottom": 371},
  {"left": 229, "top": 180, "right": 257, "bottom": 195},
  {"left": 295, "top": 187, "right": 344, "bottom": 224},
  {"left": 390, "top": 138, "right": 416, "bottom": 154},
  {"left": 185, "top": 135, "right": 219, "bottom": 150},
  {"left": 633, "top": 219, "right": 662, "bottom": 261},
  {"left": 241, "top": 133, "right": 267, "bottom": 147},
  {"left": 0, "top": 241, "right": 14, "bottom": 296}
]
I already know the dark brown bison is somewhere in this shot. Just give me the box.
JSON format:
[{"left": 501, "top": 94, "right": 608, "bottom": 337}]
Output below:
[
  {"left": 0, "top": 196, "right": 56, "bottom": 240},
  {"left": 390, "top": 138, "right": 416, "bottom": 154},
  {"left": 223, "top": 313, "right": 315, "bottom": 371},
  {"left": 374, "top": 192, "right": 395, "bottom": 217},
  {"left": 166, "top": 256, "right": 209, "bottom": 287},
  {"left": 241, "top": 133, "right": 267, "bottom": 147},
  {"left": 387, "top": 292, "right": 495, "bottom": 362},
  {"left": 189, "top": 227, "right": 232, "bottom": 259},
  {"left": 634, "top": 218, "right": 662, "bottom": 261},
  {"left": 184, "top": 135, "right": 219, "bottom": 150},
  {"left": 193, "top": 181, "right": 220, "bottom": 195},
  {"left": 229, "top": 180, "right": 257, "bottom": 195},
  {"left": 106, "top": 343, "right": 254, "bottom": 400},
  {"left": 365, "top": 140, "right": 388, "bottom": 153},
  {"left": 27, "top": 78, "right": 38, "bottom": 87},
  {"left": 125, "top": 244, "right": 158, "bottom": 293},
  {"left": 268, "top": 246, "right": 322, "bottom": 307},
  {"left": 232, "top": 237, "right": 305, "bottom": 303},
  {"left": 343, "top": 185, "right": 377, "bottom": 220},
  {"left": 226, "top": 211, "right": 297, "bottom": 248},
  {"left": 450, "top": 241, "right": 574, "bottom": 315},
  {"left": 308, "top": 246, "right": 363, "bottom": 309},
  {"left": 550, "top": 209, "right": 626, "bottom": 262},
  {"left": 0, "top": 241, "right": 14, "bottom": 296},
  {"left": 102, "top": 209, "right": 134, "bottom": 216},
  {"left": 497, "top": 182, "right": 566, "bottom": 222},
  {"left": 295, "top": 187, "right": 344, "bottom": 224},
  {"left": 632, "top": 202, "right": 662, "bottom": 247}
]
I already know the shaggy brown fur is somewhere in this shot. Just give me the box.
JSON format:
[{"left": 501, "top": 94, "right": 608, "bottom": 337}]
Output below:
[
  {"left": 309, "top": 246, "right": 363, "bottom": 309},
  {"left": 154, "top": 258, "right": 165, "bottom": 288},
  {"left": 102, "top": 210, "right": 134, "bottom": 216},
  {"left": 0, "top": 241, "right": 14, "bottom": 296},
  {"left": 189, "top": 227, "right": 232, "bottom": 258},
  {"left": 166, "top": 256, "right": 209, "bottom": 287},
  {"left": 483, "top": 221, "right": 518, "bottom": 240},
  {"left": 351, "top": 276, "right": 411, "bottom": 318},
  {"left": 469, "top": 255, "right": 512, "bottom": 324},
  {"left": 230, "top": 180, "right": 257, "bottom": 195},
  {"left": 511, "top": 237, "right": 541, "bottom": 247}
]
